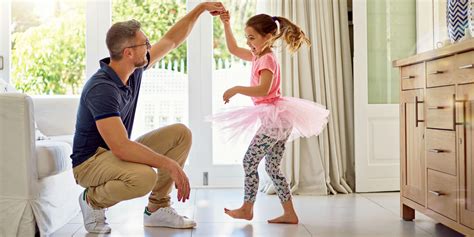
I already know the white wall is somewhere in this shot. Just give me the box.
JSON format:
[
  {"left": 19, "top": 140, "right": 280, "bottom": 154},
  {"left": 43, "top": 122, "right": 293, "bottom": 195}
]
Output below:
[
  {"left": 416, "top": 0, "right": 448, "bottom": 53},
  {"left": 0, "top": 1, "right": 11, "bottom": 82}
]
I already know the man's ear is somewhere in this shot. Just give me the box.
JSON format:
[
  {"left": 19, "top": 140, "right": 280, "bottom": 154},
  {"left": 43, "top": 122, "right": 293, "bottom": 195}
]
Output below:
[{"left": 122, "top": 48, "right": 132, "bottom": 59}]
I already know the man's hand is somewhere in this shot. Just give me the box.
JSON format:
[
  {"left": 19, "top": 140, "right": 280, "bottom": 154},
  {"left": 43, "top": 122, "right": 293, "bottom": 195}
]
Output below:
[
  {"left": 223, "top": 86, "right": 238, "bottom": 104},
  {"left": 167, "top": 161, "right": 191, "bottom": 202},
  {"left": 199, "top": 2, "right": 226, "bottom": 16}
]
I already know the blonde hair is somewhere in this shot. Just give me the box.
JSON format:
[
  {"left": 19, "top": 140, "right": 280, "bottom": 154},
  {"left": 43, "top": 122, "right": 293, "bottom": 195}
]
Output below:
[{"left": 245, "top": 14, "right": 311, "bottom": 54}]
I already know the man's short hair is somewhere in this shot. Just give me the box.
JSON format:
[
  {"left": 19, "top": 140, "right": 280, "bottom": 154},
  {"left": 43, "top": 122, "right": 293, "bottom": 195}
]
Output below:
[{"left": 106, "top": 19, "right": 142, "bottom": 60}]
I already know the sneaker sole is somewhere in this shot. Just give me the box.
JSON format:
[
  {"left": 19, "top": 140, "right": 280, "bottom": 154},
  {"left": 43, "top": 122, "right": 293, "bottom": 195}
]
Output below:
[
  {"left": 86, "top": 229, "right": 112, "bottom": 234},
  {"left": 143, "top": 223, "right": 196, "bottom": 229}
]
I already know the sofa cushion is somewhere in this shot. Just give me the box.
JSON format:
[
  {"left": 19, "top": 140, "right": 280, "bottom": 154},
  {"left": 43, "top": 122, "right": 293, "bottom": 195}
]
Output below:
[
  {"left": 50, "top": 135, "right": 73, "bottom": 147},
  {"left": 36, "top": 140, "right": 72, "bottom": 179}
]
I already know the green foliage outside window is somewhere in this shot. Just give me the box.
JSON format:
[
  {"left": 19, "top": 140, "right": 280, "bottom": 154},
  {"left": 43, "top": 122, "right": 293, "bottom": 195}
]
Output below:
[
  {"left": 11, "top": 1, "right": 85, "bottom": 95},
  {"left": 11, "top": 0, "right": 255, "bottom": 95}
]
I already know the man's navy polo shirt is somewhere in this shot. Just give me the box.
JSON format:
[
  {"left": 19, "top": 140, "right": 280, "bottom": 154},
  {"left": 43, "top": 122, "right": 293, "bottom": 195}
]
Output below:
[{"left": 71, "top": 53, "right": 150, "bottom": 167}]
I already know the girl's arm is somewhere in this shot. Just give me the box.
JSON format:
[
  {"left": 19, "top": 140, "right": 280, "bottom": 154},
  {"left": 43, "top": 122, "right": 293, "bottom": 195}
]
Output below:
[
  {"left": 220, "top": 11, "right": 253, "bottom": 61},
  {"left": 223, "top": 70, "right": 273, "bottom": 103}
]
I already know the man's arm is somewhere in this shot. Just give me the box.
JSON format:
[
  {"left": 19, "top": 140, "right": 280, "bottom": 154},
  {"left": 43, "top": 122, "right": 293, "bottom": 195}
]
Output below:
[
  {"left": 95, "top": 117, "right": 190, "bottom": 202},
  {"left": 147, "top": 2, "right": 225, "bottom": 68}
]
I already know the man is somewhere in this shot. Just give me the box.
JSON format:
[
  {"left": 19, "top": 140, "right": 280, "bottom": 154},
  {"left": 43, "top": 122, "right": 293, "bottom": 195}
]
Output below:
[{"left": 71, "top": 2, "right": 225, "bottom": 233}]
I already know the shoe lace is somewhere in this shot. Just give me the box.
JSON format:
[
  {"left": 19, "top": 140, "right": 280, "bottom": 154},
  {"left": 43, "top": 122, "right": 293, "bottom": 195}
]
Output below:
[
  {"left": 162, "top": 207, "right": 190, "bottom": 220},
  {"left": 163, "top": 207, "right": 180, "bottom": 217}
]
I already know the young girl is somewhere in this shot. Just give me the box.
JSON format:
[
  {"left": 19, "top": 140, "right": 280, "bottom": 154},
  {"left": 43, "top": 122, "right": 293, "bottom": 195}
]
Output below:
[{"left": 211, "top": 12, "right": 329, "bottom": 224}]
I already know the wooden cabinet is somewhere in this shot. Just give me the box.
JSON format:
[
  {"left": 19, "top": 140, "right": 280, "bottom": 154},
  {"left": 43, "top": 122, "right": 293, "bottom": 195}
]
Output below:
[
  {"left": 458, "top": 83, "right": 474, "bottom": 229},
  {"left": 400, "top": 90, "right": 425, "bottom": 206},
  {"left": 394, "top": 38, "right": 474, "bottom": 236}
]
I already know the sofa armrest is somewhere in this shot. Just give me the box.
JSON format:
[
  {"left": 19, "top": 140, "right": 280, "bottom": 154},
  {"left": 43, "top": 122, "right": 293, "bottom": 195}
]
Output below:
[
  {"left": 33, "top": 96, "right": 79, "bottom": 136},
  {"left": 0, "top": 93, "right": 38, "bottom": 197}
]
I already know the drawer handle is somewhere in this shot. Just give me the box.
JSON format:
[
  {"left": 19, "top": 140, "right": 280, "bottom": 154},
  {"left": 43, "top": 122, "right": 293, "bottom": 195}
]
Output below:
[
  {"left": 429, "top": 190, "right": 444, "bottom": 196},
  {"left": 428, "top": 106, "right": 445, "bottom": 110},
  {"left": 459, "top": 64, "right": 473, "bottom": 69},
  {"left": 402, "top": 75, "right": 415, "bottom": 79},
  {"left": 428, "top": 70, "right": 444, "bottom": 75},
  {"left": 428, "top": 149, "right": 445, "bottom": 153}
]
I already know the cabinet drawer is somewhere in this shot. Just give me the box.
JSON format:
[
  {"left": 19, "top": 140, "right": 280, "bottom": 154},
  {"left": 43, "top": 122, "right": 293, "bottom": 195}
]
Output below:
[
  {"left": 426, "top": 129, "right": 456, "bottom": 175},
  {"left": 427, "top": 56, "right": 455, "bottom": 87},
  {"left": 427, "top": 169, "right": 457, "bottom": 221},
  {"left": 426, "top": 86, "right": 455, "bottom": 130},
  {"left": 455, "top": 51, "right": 474, "bottom": 84},
  {"left": 401, "top": 63, "right": 425, "bottom": 90}
]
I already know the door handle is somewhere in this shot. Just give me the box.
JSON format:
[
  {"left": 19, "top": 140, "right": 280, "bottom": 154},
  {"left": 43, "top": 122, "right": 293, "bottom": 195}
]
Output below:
[
  {"left": 0, "top": 56, "right": 3, "bottom": 70},
  {"left": 415, "top": 96, "right": 424, "bottom": 127}
]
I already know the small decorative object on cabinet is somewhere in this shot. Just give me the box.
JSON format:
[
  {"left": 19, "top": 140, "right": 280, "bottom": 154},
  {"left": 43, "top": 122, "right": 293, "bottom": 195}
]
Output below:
[
  {"left": 448, "top": 0, "right": 469, "bottom": 42},
  {"left": 394, "top": 38, "right": 474, "bottom": 237},
  {"left": 470, "top": 0, "right": 474, "bottom": 35}
]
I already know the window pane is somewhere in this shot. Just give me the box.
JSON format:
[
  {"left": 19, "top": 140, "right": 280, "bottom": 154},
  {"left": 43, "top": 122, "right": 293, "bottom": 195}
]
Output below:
[
  {"left": 212, "top": 0, "right": 256, "bottom": 165},
  {"left": 367, "top": 0, "right": 416, "bottom": 104},
  {"left": 112, "top": 0, "right": 188, "bottom": 139},
  {"left": 11, "top": 0, "right": 86, "bottom": 95}
]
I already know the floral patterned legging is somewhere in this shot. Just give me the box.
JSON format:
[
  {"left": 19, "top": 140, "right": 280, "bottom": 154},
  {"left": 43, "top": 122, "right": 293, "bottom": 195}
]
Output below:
[{"left": 243, "top": 127, "right": 291, "bottom": 203}]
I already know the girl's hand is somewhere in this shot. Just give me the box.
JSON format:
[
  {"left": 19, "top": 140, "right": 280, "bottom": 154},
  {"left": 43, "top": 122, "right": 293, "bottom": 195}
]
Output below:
[
  {"left": 219, "top": 10, "right": 230, "bottom": 24},
  {"left": 223, "top": 87, "right": 238, "bottom": 104}
]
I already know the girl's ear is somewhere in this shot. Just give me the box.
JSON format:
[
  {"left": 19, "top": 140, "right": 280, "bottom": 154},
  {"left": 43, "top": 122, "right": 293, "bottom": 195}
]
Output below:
[{"left": 265, "top": 33, "right": 273, "bottom": 40}]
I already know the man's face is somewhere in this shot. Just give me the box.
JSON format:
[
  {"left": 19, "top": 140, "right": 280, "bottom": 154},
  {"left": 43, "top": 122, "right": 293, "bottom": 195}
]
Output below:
[{"left": 128, "top": 30, "right": 150, "bottom": 68}]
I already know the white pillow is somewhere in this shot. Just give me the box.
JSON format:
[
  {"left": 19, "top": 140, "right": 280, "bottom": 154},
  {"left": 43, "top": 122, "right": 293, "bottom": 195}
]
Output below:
[{"left": 0, "top": 78, "right": 49, "bottom": 140}]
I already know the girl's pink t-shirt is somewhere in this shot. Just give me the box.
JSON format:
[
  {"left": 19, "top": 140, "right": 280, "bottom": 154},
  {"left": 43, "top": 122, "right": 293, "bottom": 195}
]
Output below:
[{"left": 250, "top": 52, "right": 281, "bottom": 104}]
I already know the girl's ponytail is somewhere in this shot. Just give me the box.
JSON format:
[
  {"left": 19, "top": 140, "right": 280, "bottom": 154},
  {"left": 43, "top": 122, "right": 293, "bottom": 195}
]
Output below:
[
  {"left": 246, "top": 14, "right": 310, "bottom": 54},
  {"left": 271, "top": 16, "right": 311, "bottom": 53}
]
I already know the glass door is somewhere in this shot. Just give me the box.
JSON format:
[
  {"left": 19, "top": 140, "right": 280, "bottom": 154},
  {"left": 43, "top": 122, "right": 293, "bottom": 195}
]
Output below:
[
  {"left": 354, "top": 0, "right": 416, "bottom": 191},
  {"left": 186, "top": 0, "right": 257, "bottom": 187}
]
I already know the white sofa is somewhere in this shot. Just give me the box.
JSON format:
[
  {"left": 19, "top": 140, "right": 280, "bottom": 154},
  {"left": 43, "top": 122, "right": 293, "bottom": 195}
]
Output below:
[{"left": 0, "top": 93, "right": 83, "bottom": 236}]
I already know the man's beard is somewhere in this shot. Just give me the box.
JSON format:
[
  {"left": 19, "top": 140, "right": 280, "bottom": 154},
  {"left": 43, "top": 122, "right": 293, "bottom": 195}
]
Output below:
[{"left": 134, "top": 58, "right": 148, "bottom": 68}]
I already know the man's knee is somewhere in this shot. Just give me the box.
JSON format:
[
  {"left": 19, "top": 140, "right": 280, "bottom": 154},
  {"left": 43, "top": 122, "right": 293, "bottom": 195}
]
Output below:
[
  {"left": 173, "top": 123, "right": 192, "bottom": 144},
  {"left": 128, "top": 167, "right": 157, "bottom": 197}
]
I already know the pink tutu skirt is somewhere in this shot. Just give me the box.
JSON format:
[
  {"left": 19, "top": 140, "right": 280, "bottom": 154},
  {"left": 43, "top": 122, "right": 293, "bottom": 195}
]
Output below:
[{"left": 208, "top": 97, "right": 330, "bottom": 142}]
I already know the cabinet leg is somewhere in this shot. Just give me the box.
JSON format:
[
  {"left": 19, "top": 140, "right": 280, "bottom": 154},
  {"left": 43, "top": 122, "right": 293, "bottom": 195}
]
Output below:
[{"left": 401, "top": 204, "right": 415, "bottom": 221}]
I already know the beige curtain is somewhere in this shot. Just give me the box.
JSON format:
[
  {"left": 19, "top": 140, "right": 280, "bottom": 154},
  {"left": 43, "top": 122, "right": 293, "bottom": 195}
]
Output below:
[{"left": 259, "top": 0, "right": 354, "bottom": 195}]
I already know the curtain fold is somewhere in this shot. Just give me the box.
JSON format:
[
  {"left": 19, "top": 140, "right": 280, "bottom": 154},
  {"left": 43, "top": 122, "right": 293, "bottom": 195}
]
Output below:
[{"left": 260, "top": 0, "right": 354, "bottom": 195}]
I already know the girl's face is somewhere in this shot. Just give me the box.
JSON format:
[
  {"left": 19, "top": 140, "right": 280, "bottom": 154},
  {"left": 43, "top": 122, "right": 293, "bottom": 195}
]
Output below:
[{"left": 244, "top": 26, "right": 272, "bottom": 55}]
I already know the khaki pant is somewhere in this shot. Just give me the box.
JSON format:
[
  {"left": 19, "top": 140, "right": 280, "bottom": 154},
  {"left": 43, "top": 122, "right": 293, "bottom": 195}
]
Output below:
[{"left": 73, "top": 123, "right": 192, "bottom": 209}]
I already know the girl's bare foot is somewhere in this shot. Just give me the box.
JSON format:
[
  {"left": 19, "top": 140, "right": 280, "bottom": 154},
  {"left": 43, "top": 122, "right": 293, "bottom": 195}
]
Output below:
[
  {"left": 224, "top": 207, "right": 253, "bottom": 220},
  {"left": 267, "top": 213, "right": 299, "bottom": 224},
  {"left": 269, "top": 199, "right": 299, "bottom": 224}
]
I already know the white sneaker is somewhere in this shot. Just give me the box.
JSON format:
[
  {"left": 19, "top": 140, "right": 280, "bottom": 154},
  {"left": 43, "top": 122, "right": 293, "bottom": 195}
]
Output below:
[
  {"left": 143, "top": 207, "right": 196, "bottom": 229},
  {"left": 78, "top": 190, "right": 111, "bottom": 234}
]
